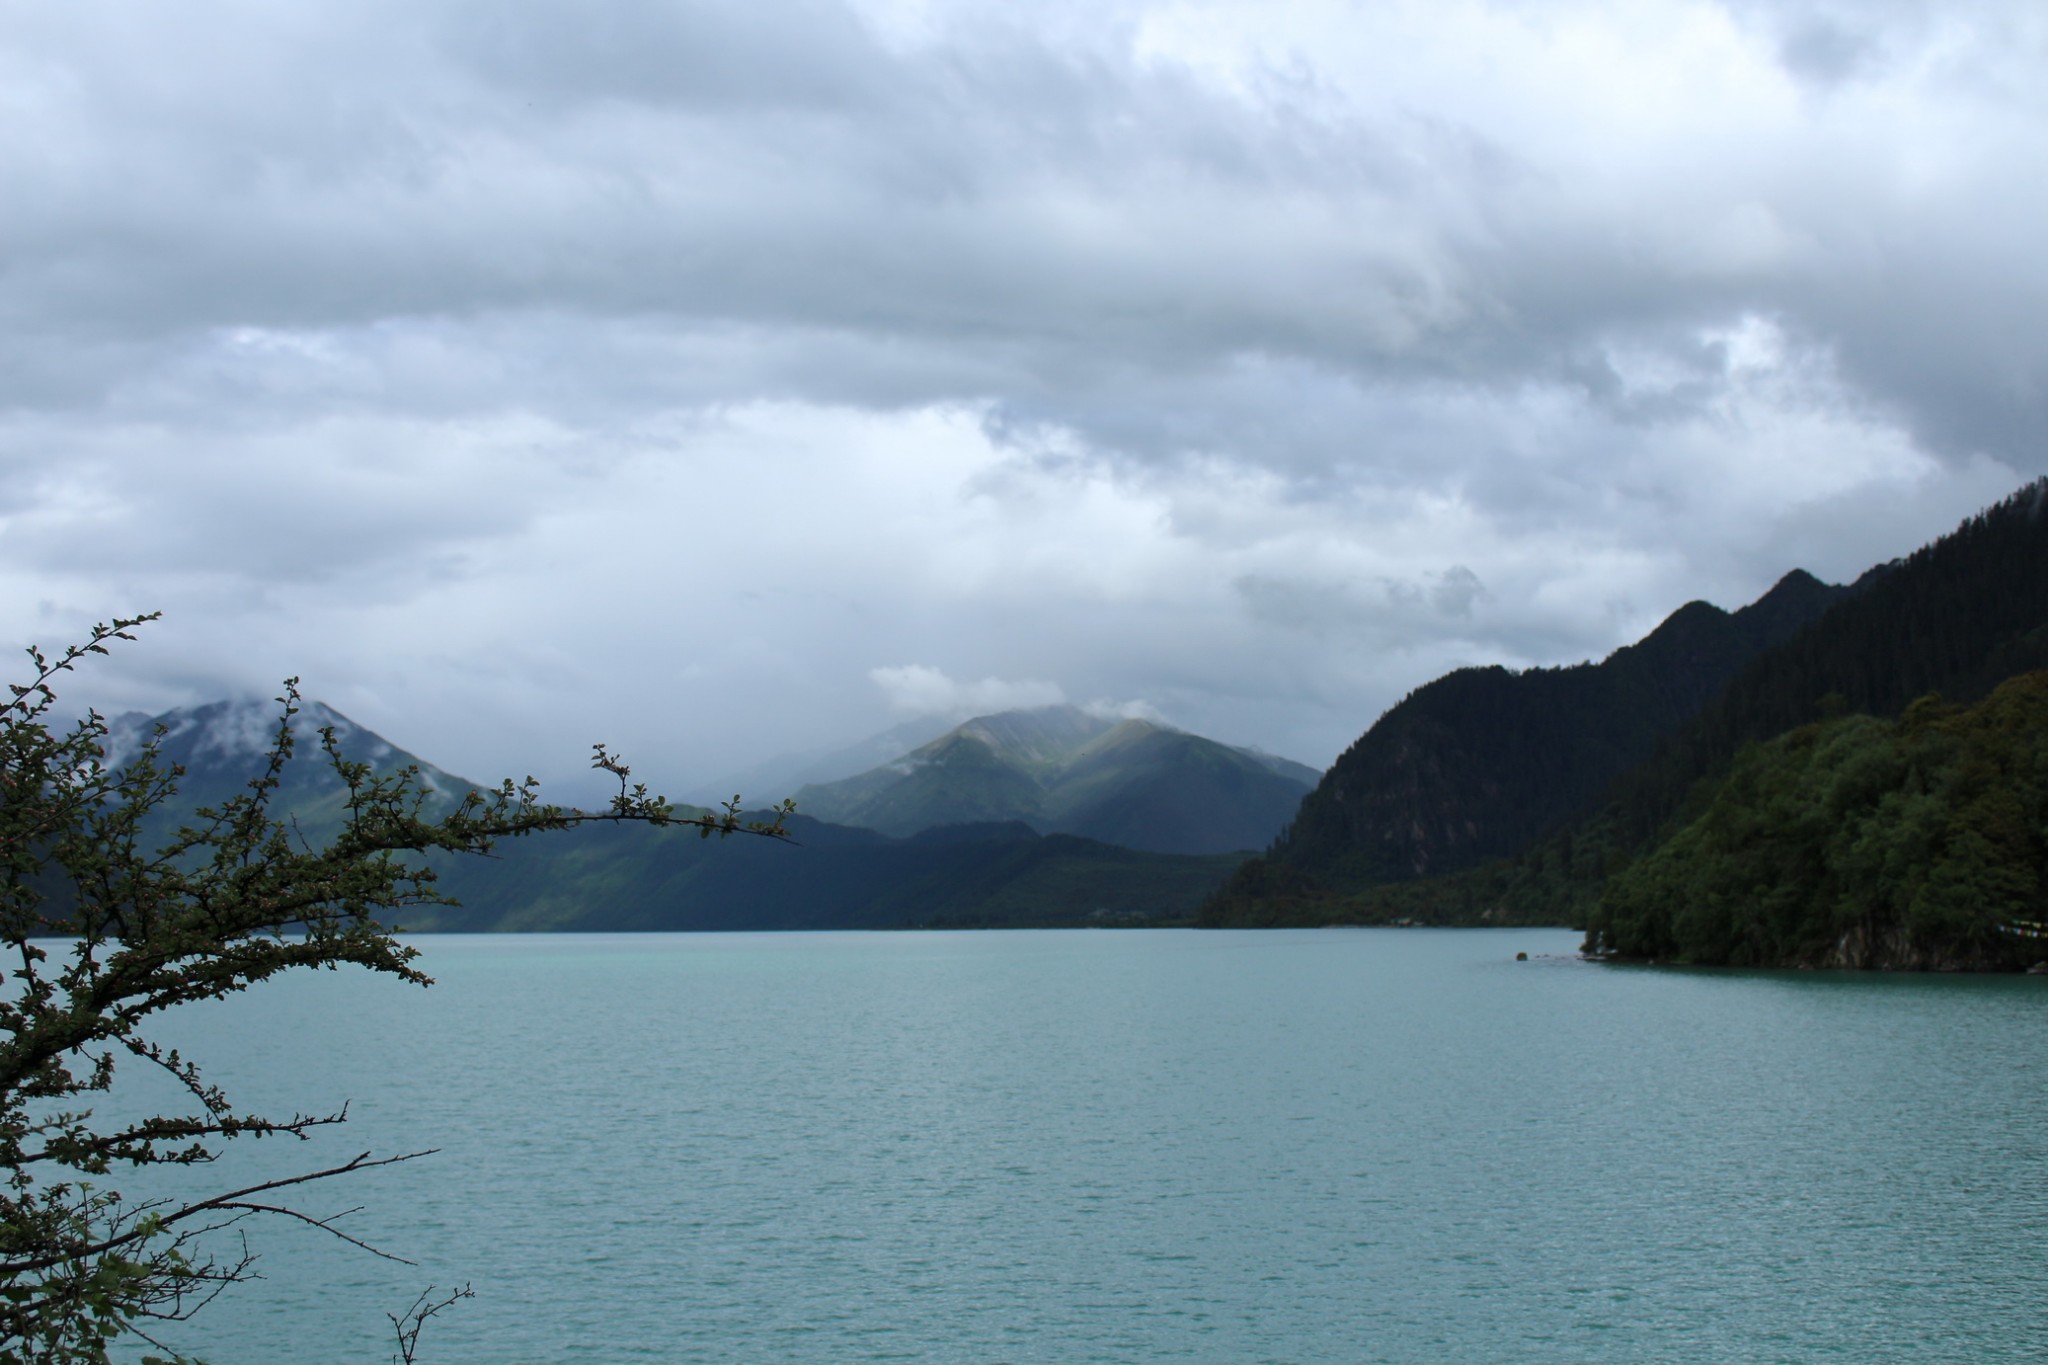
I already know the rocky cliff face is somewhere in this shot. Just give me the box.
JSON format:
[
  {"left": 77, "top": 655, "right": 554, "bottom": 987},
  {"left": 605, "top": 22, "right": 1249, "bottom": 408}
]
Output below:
[{"left": 1812, "top": 922, "right": 2034, "bottom": 972}]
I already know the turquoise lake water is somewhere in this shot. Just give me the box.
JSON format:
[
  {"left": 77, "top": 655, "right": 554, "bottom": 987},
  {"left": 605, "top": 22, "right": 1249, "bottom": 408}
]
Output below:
[{"left": 123, "top": 929, "right": 2048, "bottom": 1364}]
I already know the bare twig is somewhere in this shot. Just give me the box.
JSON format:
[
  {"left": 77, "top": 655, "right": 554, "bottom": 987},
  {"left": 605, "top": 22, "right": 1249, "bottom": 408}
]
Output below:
[{"left": 391, "top": 1283, "right": 474, "bottom": 1365}]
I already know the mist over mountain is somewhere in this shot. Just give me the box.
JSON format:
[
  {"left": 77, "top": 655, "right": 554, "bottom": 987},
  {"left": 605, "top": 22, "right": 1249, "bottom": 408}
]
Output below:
[
  {"left": 793, "top": 705, "right": 1320, "bottom": 854},
  {"left": 694, "top": 713, "right": 958, "bottom": 807}
]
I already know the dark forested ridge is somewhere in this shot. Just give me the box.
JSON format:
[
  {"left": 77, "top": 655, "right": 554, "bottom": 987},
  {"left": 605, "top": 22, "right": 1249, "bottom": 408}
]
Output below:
[
  {"left": 1598, "top": 480, "right": 2048, "bottom": 853},
  {"left": 1206, "top": 567, "right": 1850, "bottom": 913},
  {"left": 423, "top": 813, "right": 1239, "bottom": 931},
  {"left": 1207, "top": 479, "right": 2048, "bottom": 968}
]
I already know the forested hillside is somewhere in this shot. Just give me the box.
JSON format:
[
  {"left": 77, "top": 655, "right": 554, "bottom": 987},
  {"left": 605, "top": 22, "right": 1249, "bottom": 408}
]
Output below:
[
  {"left": 1206, "top": 479, "right": 2048, "bottom": 964},
  {"left": 1585, "top": 674, "right": 2048, "bottom": 970},
  {"left": 1206, "top": 567, "right": 1848, "bottom": 914},
  {"left": 1597, "top": 481, "right": 2048, "bottom": 854},
  {"left": 425, "top": 814, "right": 1238, "bottom": 931}
]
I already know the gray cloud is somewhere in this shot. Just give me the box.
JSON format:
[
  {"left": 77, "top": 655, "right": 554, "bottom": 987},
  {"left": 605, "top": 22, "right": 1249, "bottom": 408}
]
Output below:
[
  {"left": 0, "top": 0, "right": 2042, "bottom": 796},
  {"left": 11, "top": 0, "right": 2042, "bottom": 469}
]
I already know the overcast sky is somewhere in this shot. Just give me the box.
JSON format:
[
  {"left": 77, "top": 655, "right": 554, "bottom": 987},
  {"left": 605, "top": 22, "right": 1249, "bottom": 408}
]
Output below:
[{"left": 5, "top": 0, "right": 2045, "bottom": 802}]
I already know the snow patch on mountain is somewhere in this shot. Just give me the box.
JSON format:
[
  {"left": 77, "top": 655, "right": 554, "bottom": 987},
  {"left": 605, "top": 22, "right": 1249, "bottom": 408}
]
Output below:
[{"left": 98, "top": 698, "right": 397, "bottom": 774}]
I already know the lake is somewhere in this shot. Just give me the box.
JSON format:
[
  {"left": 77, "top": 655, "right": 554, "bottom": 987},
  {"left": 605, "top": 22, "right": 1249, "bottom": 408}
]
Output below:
[{"left": 126, "top": 929, "right": 2047, "bottom": 1364}]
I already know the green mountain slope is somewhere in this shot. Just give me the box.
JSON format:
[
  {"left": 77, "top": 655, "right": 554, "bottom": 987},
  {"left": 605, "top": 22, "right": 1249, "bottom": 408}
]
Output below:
[
  {"left": 798, "top": 728, "right": 1053, "bottom": 832},
  {"left": 423, "top": 814, "right": 1240, "bottom": 931},
  {"left": 1584, "top": 673, "right": 2048, "bottom": 971},
  {"left": 794, "top": 705, "right": 1319, "bottom": 854}
]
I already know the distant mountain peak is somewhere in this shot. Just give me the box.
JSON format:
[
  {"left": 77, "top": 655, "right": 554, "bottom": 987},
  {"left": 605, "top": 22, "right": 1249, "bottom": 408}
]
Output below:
[
  {"left": 795, "top": 705, "right": 1317, "bottom": 854},
  {"left": 104, "top": 697, "right": 391, "bottom": 771},
  {"left": 98, "top": 696, "right": 467, "bottom": 813},
  {"left": 951, "top": 704, "right": 1127, "bottom": 769}
]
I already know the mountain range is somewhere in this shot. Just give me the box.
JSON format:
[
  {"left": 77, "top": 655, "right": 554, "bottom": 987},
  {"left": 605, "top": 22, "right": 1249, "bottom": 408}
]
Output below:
[
  {"left": 81, "top": 478, "right": 2048, "bottom": 962},
  {"left": 91, "top": 698, "right": 1291, "bottom": 931}
]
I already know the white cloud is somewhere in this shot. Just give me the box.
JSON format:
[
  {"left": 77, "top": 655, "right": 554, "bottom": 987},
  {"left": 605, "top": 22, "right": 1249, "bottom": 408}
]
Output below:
[
  {"left": 1081, "top": 697, "right": 1170, "bottom": 725},
  {"left": 868, "top": 664, "right": 1066, "bottom": 718}
]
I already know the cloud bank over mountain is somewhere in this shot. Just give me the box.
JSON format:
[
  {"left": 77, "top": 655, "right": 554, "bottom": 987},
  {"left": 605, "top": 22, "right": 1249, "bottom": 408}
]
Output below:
[{"left": 3, "top": 0, "right": 2041, "bottom": 797}]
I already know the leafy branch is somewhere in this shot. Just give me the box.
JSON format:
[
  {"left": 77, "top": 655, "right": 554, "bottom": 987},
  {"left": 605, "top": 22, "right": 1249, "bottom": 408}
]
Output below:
[{"left": 0, "top": 616, "right": 790, "bottom": 1361}]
